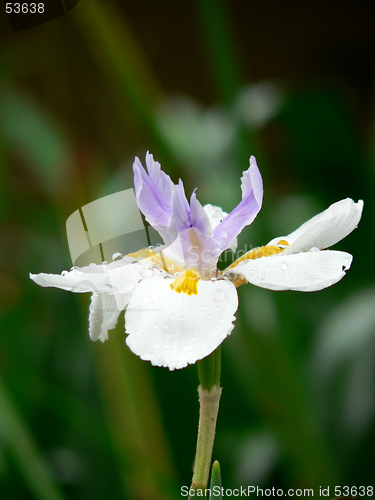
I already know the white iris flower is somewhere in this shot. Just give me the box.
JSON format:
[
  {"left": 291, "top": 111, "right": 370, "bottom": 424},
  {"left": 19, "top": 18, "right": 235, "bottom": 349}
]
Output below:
[{"left": 30, "top": 153, "right": 363, "bottom": 370}]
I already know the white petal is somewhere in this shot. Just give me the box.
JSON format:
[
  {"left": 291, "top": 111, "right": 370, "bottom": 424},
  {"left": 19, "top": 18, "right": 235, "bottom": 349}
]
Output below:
[
  {"left": 30, "top": 260, "right": 157, "bottom": 298},
  {"left": 233, "top": 250, "right": 353, "bottom": 292},
  {"left": 89, "top": 293, "right": 122, "bottom": 342},
  {"left": 268, "top": 198, "right": 363, "bottom": 253},
  {"left": 125, "top": 277, "right": 238, "bottom": 370}
]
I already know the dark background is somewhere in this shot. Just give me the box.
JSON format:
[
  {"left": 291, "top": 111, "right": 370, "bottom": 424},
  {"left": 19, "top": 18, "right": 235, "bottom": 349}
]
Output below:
[{"left": 0, "top": 1, "right": 374, "bottom": 498}]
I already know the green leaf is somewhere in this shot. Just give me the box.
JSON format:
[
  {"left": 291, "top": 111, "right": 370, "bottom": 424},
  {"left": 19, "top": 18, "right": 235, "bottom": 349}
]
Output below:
[{"left": 209, "top": 461, "right": 222, "bottom": 499}]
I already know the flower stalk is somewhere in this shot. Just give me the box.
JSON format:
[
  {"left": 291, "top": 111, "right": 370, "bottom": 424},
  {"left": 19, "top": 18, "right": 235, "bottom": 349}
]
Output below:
[{"left": 190, "top": 347, "right": 222, "bottom": 495}]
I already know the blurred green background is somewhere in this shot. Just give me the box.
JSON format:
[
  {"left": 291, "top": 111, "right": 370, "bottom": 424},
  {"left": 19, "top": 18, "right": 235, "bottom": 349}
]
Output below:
[{"left": 0, "top": 1, "right": 375, "bottom": 498}]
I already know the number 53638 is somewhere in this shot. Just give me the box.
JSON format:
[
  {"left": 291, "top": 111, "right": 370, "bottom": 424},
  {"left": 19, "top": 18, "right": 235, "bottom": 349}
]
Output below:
[{"left": 5, "top": 3, "right": 45, "bottom": 14}]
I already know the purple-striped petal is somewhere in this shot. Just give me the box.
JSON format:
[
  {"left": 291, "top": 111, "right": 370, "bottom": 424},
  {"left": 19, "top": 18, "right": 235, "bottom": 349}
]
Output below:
[{"left": 214, "top": 156, "right": 263, "bottom": 250}]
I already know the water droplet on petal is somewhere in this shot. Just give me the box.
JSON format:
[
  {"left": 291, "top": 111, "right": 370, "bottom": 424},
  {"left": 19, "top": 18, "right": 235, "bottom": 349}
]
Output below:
[
  {"left": 112, "top": 252, "right": 123, "bottom": 261},
  {"left": 102, "top": 261, "right": 109, "bottom": 265},
  {"left": 280, "top": 261, "right": 289, "bottom": 270},
  {"left": 198, "top": 305, "right": 204, "bottom": 312},
  {"left": 122, "top": 282, "right": 134, "bottom": 293},
  {"left": 214, "top": 246, "right": 221, "bottom": 253},
  {"left": 213, "top": 289, "right": 226, "bottom": 302},
  {"left": 61, "top": 271, "right": 68, "bottom": 276},
  {"left": 141, "top": 268, "right": 153, "bottom": 279},
  {"left": 192, "top": 336, "right": 198, "bottom": 342},
  {"left": 181, "top": 344, "right": 193, "bottom": 352},
  {"left": 163, "top": 333, "right": 174, "bottom": 340},
  {"left": 70, "top": 266, "right": 77, "bottom": 271},
  {"left": 310, "top": 247, "right": 319, "bottom": 253},
  {"left": 220, "top": 318, "right": 225, "bottom": 324},
  {"left": 163, "top": 344, "right": 171, "bottom": 350},
  {"left": 222, "top": 231, "right": 228, "bottom": 238}
]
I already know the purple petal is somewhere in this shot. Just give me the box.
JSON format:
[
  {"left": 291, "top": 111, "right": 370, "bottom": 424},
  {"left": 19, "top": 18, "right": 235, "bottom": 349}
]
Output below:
[
  {"left": 168, "top": 180, "right": 191, "bottom": 233},
  {"left": 190, "top": 191, "right": 213, "bottom": 238},
  {"left": 133, "top": 154, "right": 174, "bottom": 227},
  {"left": 145, "top": 152, "right": 175, "bottom": 206},
  {"left": 214, "top": 156, "right": 263, "bottom": 250}
]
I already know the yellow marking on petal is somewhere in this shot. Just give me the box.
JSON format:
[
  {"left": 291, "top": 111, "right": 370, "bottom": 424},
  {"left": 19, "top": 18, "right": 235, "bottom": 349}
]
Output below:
[
  {"left": 225, "top": 245, "right": 287, "bottom": 288},
  {"left": 126, "top": 248, "right": 184, "bottom": 274},
  {"left": 226, "top": 245, "right": 285, "bottom": 271},
  {"left": 170, "top": 269, "right": 201, "bottom": 295},
  {"left": 189, "top": 229, "right": 202, "bottom": 251}
]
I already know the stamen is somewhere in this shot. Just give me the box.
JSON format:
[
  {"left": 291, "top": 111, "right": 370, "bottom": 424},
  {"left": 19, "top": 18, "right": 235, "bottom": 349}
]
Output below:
[{"left": 170, "top": 269, "right": 201, "bottom": 295}]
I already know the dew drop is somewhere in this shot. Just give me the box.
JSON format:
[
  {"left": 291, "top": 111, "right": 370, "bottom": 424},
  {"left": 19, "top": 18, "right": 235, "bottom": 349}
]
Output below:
[
  {"left": 163, "top": 324, "right": 169, "bottom": 330},
  {"left": 141, "top": 268, "right": 153, "bottom": 279},
  {"left": 163, "top": 344, "right": 172, "bottom": 350},
  {"left": 61, "top": 270, "right": 68, "bottom": 276},
  {"left": 112, "top": 252, "right": 123, "bottom": 261},
  {"left": 70, "top": 266, "right": 78, "bottom": 272},
  {"left": 221, "top": 231, "right": 228, "bottom": 238},
  {"left": 122, "top": 282, "right": 134, "bottom": 293},
  {"left": 215, "top": 308, "right": 220, "bottom": 313},
  {"left": 207, "top": 314, "right": 212, "bottom": 320},
  {"left": 135, "top": 331, "right": 140, "bottom": 336},
  {"left": 102, "top": 261, "right": 109, "bottom": 265},
  {"left": 163, "top": 333, "right": 174, "bottom": 340},
  {"left": 198, "top": 305, "right": 204, "bottom": 312},
  {"left": 280, "top": 261, "right": 289, "bottom": 271},
  {"left": 220, "top": 318, "right": 225, "bottom": 324},
  {"left": 181, "top": 344, "right": 193, "bottom": 352},
  {"left": 213, "top": 289, "right": 226, "bottom": 302},
  {"left": 310, "top": 247, "right": 319, "bottom": 253},
  {"left": 214, "top": 246, "right": 221, "bottom": 253},
  {"left": 153, "top": 344, "right": 158, "bottom": 349}
]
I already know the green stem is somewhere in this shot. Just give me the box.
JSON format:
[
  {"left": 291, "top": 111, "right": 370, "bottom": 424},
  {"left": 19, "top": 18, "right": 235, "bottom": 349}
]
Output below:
[{"left": 190, "top": 347, "right": 222, "bottom": 495}]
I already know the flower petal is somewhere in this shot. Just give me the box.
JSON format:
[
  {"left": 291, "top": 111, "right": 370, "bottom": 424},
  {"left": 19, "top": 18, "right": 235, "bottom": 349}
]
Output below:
[
  {"left": 89, "top": 293, "right": 122, "bottom": 342},
  {"left": 214, "top": 156, "right": 263, "bottom": 250},
  {"left": 29, "top": 265, "right": 114, "bottom": 293},
  {"left": 268, "top": 198, "right": 363, "bottom": 253},
  {"left": 232, "top": 250, "right": 353, "bottom": 292},
  {"left": 204, "top": 204, "right": 237, "bottom": 252},
  {"left": 190, "top": 192, "right": 213, "bottom": 238},
  {"left": 133, "top": 153, "right": 174, "bottom": 227},
  {"left": 30, "top": 260, "right": 155, "bottom": 298},
  {"left": 125, "top": 277, "right": 238, "bottom": 370},
  {"left": 168, "top": 179, "right": 191, "bottom": 232}
]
